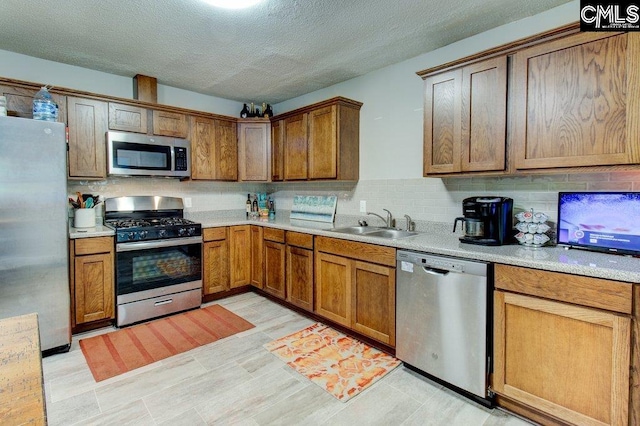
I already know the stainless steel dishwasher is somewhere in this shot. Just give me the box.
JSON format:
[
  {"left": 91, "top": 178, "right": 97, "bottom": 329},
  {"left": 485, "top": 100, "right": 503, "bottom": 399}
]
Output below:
[{"left": 396, "top": 250, "right": 492, "bottom": 406}]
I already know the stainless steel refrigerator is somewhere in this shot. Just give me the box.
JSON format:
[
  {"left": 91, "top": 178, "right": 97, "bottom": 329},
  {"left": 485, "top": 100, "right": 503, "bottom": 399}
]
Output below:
[{"left": 0, "top": 116, "right": 71, "bottom": 353}]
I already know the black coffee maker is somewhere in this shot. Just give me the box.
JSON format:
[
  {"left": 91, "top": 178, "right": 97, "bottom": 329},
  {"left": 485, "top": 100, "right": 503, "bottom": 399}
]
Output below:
[{"left": 453, "top": 196, "right": 513, "bottom": 245}]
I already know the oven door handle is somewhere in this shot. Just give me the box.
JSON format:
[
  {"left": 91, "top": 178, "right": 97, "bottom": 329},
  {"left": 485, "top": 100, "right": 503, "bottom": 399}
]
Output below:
[{"left": 116, "top": 236, "right": 203, "bottom": 252}]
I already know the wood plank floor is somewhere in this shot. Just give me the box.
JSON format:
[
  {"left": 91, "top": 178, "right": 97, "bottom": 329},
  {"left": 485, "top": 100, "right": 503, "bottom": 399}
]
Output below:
[{"left": 43, "top": 293, "right": 534, "bottom": 425}]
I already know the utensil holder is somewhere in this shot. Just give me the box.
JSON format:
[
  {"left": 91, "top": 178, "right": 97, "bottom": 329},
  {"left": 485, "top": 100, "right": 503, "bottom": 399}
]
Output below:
[{"left": 74, "top": 208, "right": 95, "bottom": 228}]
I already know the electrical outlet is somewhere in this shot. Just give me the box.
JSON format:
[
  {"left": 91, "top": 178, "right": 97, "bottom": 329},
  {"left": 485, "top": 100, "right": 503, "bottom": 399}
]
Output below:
[
  {"left": 360, "top": 200, "right": 367, "bottom": 213},
  {"left": 183, "top": 197, "right": 192, "bottom": 208}
]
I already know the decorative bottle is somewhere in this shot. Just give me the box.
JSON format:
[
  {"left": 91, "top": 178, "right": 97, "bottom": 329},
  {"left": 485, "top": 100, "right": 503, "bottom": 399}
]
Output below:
[
  {"left": 245, "top": 193, "right": 251, "bottom": 218},
  {"left": 240, "top": 104, "right": 249, "bottom": 118}
]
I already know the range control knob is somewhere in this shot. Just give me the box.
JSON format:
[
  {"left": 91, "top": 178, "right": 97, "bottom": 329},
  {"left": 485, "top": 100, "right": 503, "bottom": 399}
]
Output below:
[
  {"left": 138, "top": 230, "right": 148, "bottom": 240},
  {"left": 158, "top": 230, "right": 167, "bottom": 238},
  {"left": 187, "top": 227, "right": 196, "bottom": 236},
  {"left": 128, "top": 231, "right": 136, "bottom": 241},
  {"left": 178, "top": 228, "right": 187, "bottom": 236}
]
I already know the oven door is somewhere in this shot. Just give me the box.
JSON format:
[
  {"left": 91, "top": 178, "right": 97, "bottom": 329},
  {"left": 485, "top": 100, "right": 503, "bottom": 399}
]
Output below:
[{"left": 116, "top": 237, "right": 202, "bottom": 297}]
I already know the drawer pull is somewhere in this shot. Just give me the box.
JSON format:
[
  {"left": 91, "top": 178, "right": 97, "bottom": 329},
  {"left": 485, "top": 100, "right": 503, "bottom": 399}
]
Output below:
[{"left": 154, "top": 299, "right": 173, "bottom": 306}]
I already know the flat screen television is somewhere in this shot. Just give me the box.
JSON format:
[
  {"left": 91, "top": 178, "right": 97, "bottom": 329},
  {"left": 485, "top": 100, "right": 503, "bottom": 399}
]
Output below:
[{"left": 557, "top": 192, "right": 640, "bottom": 256}]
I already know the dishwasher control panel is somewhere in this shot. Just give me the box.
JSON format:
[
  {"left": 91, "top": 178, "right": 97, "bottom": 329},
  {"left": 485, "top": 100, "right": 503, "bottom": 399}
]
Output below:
[{"left": 397, "top": 250, "right": 487, "bottom": 276}]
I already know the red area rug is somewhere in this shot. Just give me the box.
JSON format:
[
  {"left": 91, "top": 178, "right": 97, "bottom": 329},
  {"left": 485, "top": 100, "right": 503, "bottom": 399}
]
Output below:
[
  {"left": 264, "top": 323, "right": 400, "bottom": 402},
  {"left": 80, "top": 305, "right": 254, "bottom": 382}
]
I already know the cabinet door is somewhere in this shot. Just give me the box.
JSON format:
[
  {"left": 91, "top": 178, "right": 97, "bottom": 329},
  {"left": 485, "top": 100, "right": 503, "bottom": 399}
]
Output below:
[
  {"left": 352, "top": 261, "right": 396, "bottom": 346},
  {"left": 284, "top": 113, "right": 308, "bottom": 180},
  {"left": 264, "top": 241, "right": 286, "bottom": 299},
  {"left": 229, "top": 225, "right": 250, "bottom": 288},
  {"left": 74, "top": 252, "right": 114, "bottom": 324},
  {"left": 423, "top": 69, "right": 462, "bottom": 175},
  {"left": 238, "top": 121, "right": 270, "bottom": 181},
  {"left": 250, "top": 225, "right": 263, "bottom": 288},
  {"left": 215, "top": 119, "right": 238, "bottom": 181},
  {"left": 67, "top": 97, "right": 108, "bottom": 179},
  {"left": 190, "top": 116, "right": 216, "bottom": 179},
  {"left": 511, "top": 32, "right": 640, "bottom": 170},
  {"left": 494, "top": 291, "right": 631, "bottom": 426},
  {"left": 0, "top": 85, "right": 66, "bottom": 122},
  {"left": 108, "top": 102, "right": 147, "bottom": 133},
  {"left": 460, "top": 56, "right": 507, "bottom": 172},
  {"left": 271, "top": 119, "right": 284, "bottom": 181},
  {"left": 152, "top": 110, "right": 188, "bottom": 138},
  {"left": 314, "top": 252, "right": 351, "bottom": 327},
  {"left": 286, "top": 246, "right": 313, "bottom": 311},
  {"left": 308, "top": 105, "right": 337, "bottom": 179},
  {"left": 203, "top": 239, "right": 229, "bottom": 295}
]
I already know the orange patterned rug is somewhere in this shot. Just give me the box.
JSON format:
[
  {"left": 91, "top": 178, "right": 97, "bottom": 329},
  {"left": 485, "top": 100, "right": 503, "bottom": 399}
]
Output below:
[
  {"left": 80, "top": 305, "right": 254, "bottom": 382},
  {"left": 264, "top": 323, "right": 400, "bottom": 402}
]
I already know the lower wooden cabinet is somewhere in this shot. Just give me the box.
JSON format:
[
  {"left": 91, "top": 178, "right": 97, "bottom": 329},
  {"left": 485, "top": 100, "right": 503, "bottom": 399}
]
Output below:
[
  {"left": 229, "top": 225, "right": 251, "bottom": 288},
  {"left": 286, "top": 231, "right": 314, "bottom": 312},
  {"left": 314, "top": 236, "right": 396, "bottom": 346},
  {"left": 493, "top": 264, "right": 633, "bottom": 426},
  {"left": 203, "top": 227, "right": 229, "bottom": 295},
  {"left": 70, "top": 237, "right": 114, "bottom": 328},
  {"left": 352, "top": 260, "right": 395, "bottom": 346},
  {"left": 250, "top": 225, "right": 264, "bottom": 288},
  {"left": 263, "top": 228, "right": 286, "bottom": 299}
]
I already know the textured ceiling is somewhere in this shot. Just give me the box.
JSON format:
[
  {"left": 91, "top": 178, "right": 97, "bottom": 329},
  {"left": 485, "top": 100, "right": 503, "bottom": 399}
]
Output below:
[{"left": 0, "top": 0, "right": 571, "bottom": 103}]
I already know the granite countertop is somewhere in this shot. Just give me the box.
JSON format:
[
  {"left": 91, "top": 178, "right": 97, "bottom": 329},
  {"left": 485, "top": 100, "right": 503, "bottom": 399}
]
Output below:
[
  {"left": 69, "top": 223, "right": 115, "bottom": 239},
  {"left": 67, "top": 211, "right": 640, "bottom": 283},
  {"left": 188, "top": 211, "right": 640, "bottom": 284}
]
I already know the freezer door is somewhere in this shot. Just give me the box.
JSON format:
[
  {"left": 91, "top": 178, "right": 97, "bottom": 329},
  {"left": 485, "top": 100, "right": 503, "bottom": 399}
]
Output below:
[{"left": 0, "top": 117, "right": 71, "bottom": 351}]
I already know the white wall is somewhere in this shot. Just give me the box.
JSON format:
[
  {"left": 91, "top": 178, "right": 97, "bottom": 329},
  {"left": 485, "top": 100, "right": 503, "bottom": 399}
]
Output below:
[
  {"left": 274, "top": 1, "right": 581, "bottom": 181},
  {"left": 0, "top": 50, "right": 243, "bottom": 116}
]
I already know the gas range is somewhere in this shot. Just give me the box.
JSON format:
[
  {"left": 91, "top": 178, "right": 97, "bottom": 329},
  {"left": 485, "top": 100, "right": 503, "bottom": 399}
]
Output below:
[
  {"left": 107, "top": 217, "right": 201, "bottom": 243},
  {"left": 104, "top": 196, "right": 203, "bottom": 327},
  {"left": 104, "top": 196, "right": 202, "bottom": 244}
]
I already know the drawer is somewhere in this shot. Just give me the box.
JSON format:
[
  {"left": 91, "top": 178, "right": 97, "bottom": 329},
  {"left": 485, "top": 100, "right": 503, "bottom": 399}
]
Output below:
[
  {"left": 286, "top": 231, "right": 313, "bottom": 249},
  {"left": 263, "top": 227, "right": 285, "bottom": 243},
  {"left": 495, "top": 264, "right": 633, "bottom": 314},
  {"left": 315, "top": 236, "right": 396, "bottom": 267},
  {"left": 203, "top": 227, "right": 227, "bottom": 242},
  {"left": 74, "top": 236, "right": 113, "bottom": 255}
]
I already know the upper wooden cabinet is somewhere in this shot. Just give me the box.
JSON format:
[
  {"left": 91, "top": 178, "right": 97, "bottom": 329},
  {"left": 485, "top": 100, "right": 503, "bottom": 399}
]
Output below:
[
  {"left": 271, "top": 119, "right": 284, "bottom": 181},
  {"left": 152, "top": 110, "right": 188, "bottom": 138},
  {"left": 238, "top": 119, "right": 271, "bottom": 181},
  {"left": 108, "top": 102, "right": 147, "bottom": 133},
  {"left": 108, "top": 102, "right": 188, "bottom": 138},
  {"left": 190, "top": 116, "right": 238, "bottom": 180},
  {"left": 423, "top": 56, "right": 507, "bottom": 175},
  {"left": 283, "top": 112, "right": 308, "bottom": 180},
  {"left": 0, "top": 84, "right": 67, "bottom": 122},
  {"left": 511, "top": 31, "right": 640, "bottom": 170},
  {"left": 272, "top": 97, "right": 362, "bottom": 181},
  {"left": 67, "top": 96, "right": 108, "bottom": 179}
]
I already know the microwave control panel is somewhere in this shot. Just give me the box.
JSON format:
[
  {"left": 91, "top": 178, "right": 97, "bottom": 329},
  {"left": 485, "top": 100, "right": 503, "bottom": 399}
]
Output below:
[{"left": 175, "top": 147, "right": 188, "bottom": 171}]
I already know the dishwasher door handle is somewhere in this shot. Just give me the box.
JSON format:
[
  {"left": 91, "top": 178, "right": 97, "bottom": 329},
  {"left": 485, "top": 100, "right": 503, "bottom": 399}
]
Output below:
[{"left": 421, "top": 266, "right": 450, "bottom": 276}]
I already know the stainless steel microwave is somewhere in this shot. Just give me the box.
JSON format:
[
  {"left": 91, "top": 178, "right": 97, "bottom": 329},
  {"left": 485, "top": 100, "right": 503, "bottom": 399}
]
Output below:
[{"left": 106, "top": 131, "right": 190, "bottom": 178}]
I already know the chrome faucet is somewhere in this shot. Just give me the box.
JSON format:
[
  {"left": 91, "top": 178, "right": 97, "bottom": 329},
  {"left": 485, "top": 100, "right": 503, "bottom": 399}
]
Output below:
[
  {"left": 404, "top": 214, "right": 414, "bottom": 232},
  {"left": 367, "top": 209, "right": 393, "bottom": 228}
]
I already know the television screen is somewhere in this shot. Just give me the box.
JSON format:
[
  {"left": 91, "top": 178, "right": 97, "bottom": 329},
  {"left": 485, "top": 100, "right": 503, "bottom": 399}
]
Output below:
[{"left": 557, "top": 192, "right": 640, "bottom": 256}]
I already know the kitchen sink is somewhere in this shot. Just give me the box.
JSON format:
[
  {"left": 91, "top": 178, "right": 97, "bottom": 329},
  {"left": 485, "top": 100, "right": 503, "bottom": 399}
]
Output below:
[
  {"left": 330, "top": 226, "right": 419, "bottom": 239},
  {"left": 364, "top": 229, "right": 419, "bottom": 239},
  {"left": 329, "top": 226, "right": 385, "bottom": 235}
]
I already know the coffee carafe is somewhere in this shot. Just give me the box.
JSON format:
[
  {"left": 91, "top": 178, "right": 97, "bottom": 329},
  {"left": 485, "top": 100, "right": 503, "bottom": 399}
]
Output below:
[{"left": 453, "top": 196, "right": 513, "bottom": 245}]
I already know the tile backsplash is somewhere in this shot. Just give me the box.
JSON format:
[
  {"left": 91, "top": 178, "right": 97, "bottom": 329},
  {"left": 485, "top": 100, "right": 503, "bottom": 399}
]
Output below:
[{"left": 69, "top": 171, "right": 640, "bottom": 225}]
